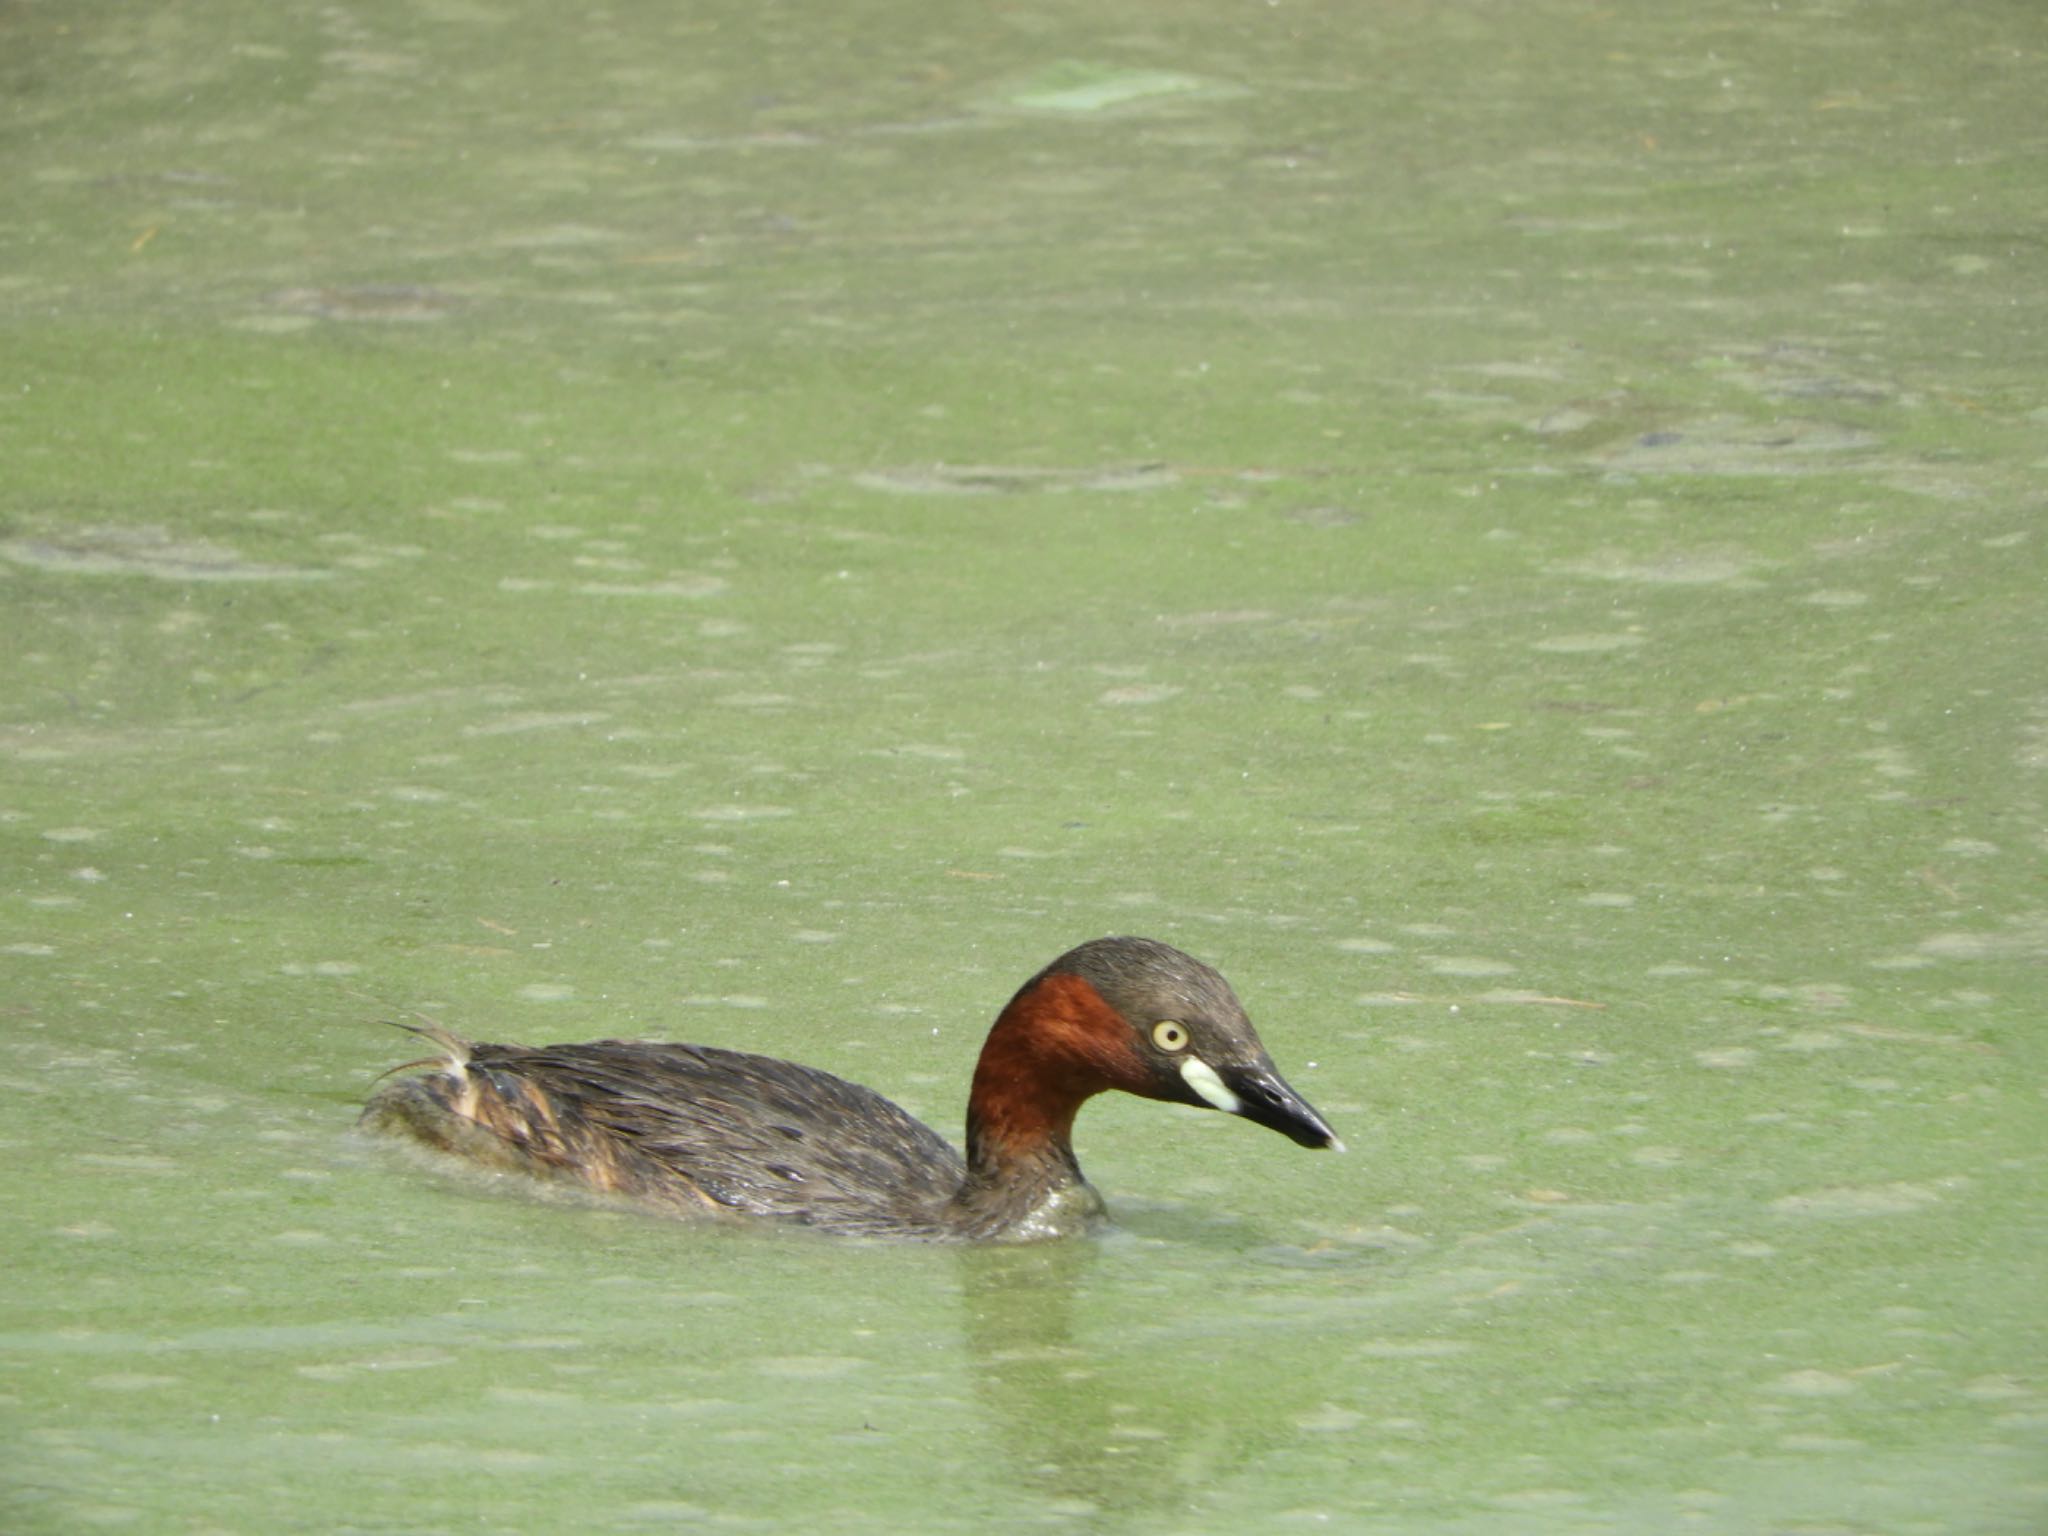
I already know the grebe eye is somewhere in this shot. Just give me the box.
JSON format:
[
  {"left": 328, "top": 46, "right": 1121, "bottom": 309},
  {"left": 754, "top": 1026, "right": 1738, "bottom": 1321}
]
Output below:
[{"left": 1151, "top": 1020, "right": 1189, "bottom": 1052}]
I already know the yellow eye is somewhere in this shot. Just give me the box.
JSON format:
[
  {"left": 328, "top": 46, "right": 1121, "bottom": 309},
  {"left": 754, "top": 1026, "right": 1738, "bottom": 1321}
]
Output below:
[{"left": 1152, "top": 1020, "right": 1189, "bottom": 1052}]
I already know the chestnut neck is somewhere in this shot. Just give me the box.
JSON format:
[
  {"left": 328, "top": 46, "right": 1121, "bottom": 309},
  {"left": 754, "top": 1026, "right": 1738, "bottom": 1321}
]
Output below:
[{"left": 959, "top": 971, "right": 1141, "bottom": 1191}]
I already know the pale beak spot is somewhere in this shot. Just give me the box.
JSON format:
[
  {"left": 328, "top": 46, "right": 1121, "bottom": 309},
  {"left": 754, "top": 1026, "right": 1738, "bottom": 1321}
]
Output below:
[{"left": 1178, "top": 1056, "right": 1242, "bottom": 1114}]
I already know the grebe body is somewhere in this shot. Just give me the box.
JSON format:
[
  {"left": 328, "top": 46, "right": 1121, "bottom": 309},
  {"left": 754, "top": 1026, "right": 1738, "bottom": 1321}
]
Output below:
[{"left": 361, "top": 936, "right": 1341, "bottom": 1242}]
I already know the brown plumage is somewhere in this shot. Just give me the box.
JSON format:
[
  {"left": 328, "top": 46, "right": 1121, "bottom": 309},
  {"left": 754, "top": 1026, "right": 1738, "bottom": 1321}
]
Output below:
[{"left": 360, "top": 936, "right": 1342, "bottom": 1242}]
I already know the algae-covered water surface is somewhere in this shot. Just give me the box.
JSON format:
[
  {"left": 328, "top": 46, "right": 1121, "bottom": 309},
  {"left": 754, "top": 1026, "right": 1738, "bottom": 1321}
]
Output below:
[{"left": 4, "top": 2, "right": 2045, "bottom": 1531}]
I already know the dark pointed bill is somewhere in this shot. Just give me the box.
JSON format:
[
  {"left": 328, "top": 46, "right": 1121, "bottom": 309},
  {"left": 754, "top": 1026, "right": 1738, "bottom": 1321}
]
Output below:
[{"left": 1178, "top": 1056, "right": 1345, "bottom": 1151}]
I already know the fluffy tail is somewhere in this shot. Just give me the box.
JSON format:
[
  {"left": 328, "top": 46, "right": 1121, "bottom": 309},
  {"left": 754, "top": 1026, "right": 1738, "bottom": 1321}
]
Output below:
[
  {"left": 357, "top": 1021, "right": 499, "bottom": 1150},
  {"left": 358, "top": 1024, "right": 606, "bottom": 1187}
]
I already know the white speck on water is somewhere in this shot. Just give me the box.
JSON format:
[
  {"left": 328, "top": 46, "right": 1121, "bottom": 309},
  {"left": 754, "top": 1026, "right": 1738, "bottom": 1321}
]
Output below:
[
  {"left": 983, "top": 63, "right": 1239, "bottom": 116},
  {"left": 486, "top": 1385, "right": 583, "bottom": 1406},
  {"left": 1354, "top": 1338, "right": 1473, "bottom": 1358},
  {"left": 1531, "top": 632, "right": 1644, "bottom": 654},
  {"left": 1772, "top": 1180, "right": 1953, "bottom": 1217},
  {"left": 1916, "top": 931, "right": 1994, "bottom": 959},
  {"left": 463, "top": 712, "right": 610, "bottom": 737},
  {"left": 234, "top": 313, "right": 318, "bottom": 334},
  {"left": 885, "top": 743, "right": 966, "bottom": 762},
  {"left": 576, "top": 576, "right": 727, "bottom": 599},
  {"left": 1098, "top": 683, "right": 1181, "bottom": 706},
  {"left": 757, "top": 1355, "right": 864, "bottom": 1379},
  {"left": 1695, "top": 1048, "right": 1756, "bottom": 1069},
  {"left": 43, "top": 826, "right": 103, "bottom": 843},
  {"left": 299, "top": 1350, "right": 456, "bottom": 1381},
  {"left": 518, "top": 983, "right": 576, "bottom": 1003},
  {"left": 1960, "top": 1374, "right": 2032, "bottom": 1401},
  {"left": 1765, "top": 1369, "right": 1858, "bottom": 1397},
  {"left": 1424, "top": 955, "right": 1515, "bottom": 977},
  {"left": 1295, "top": 1405, "right": 1365, "bottom": 1432},
  {"left": 1857, "top": 746, "right": 1917, "bottom": 779},
  {"left": 1556, "top": 552, "right": 1754, "bottom": 585},
  {"left": 1939, "top": 838, "right": 1998, "bottom": 857},
  {"left": 75, "top": 1153, "right": 179, "bottom": 1175}
]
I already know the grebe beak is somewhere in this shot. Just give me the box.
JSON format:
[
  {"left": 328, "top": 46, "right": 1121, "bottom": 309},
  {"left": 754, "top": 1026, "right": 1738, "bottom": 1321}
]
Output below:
[{"left": 1179, "top": 1057, "right": 1345, "bottom": 1152}]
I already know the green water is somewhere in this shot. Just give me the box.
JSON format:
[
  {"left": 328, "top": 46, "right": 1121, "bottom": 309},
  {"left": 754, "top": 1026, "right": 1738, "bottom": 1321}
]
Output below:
[{"left": 4, "top": 1, "right": 2044, "bottom": 1531}]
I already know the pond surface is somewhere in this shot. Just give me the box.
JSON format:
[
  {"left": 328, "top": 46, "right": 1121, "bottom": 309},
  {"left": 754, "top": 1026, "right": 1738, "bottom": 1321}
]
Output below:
[{"left": 4, "top": 2, "right": 2045, "bottom": 1532}]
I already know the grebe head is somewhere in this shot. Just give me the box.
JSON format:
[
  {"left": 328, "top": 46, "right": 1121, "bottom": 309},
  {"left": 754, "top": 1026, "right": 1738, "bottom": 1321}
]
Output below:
[
  {"left": 1048, "top": 936, "right": 1344, "bottom": 1150},
  {"left": 973, "top": 936, "right": 1344, "bottom": 1156}
]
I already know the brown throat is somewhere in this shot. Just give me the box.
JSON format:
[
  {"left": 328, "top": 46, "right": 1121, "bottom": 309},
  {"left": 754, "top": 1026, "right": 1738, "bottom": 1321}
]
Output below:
[{"left": 963, "top": 972, "right": 1147, "bottom": 1171}]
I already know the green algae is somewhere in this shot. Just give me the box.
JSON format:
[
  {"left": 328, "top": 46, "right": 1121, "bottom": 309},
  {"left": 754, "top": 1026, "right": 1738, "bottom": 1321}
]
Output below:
[
  {"left": 977, "top": 62, "right": 1245, "bottom": 116},
  {"left": 4, "top": 2, "right": 2046, "bottom": 1533}
]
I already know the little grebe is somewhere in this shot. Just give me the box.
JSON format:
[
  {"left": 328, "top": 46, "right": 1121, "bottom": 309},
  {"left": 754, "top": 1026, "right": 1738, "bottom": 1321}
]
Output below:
[{"left": 360, "top": 935, "right": 1341, "bottom": 1242}]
